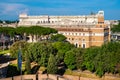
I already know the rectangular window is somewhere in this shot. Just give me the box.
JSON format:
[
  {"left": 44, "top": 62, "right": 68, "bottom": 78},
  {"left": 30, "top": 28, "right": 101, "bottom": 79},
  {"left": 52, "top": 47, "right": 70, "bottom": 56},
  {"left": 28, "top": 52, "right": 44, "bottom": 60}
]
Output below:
[{"left": 82, "top": 44, "right": 86, "bottom": 48}]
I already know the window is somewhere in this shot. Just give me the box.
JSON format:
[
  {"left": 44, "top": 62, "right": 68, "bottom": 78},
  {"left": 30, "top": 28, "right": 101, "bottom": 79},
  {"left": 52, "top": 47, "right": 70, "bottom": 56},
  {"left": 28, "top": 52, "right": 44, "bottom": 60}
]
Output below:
[
  {"left": 82, "top": 44, "right": 86, "bottom": 48},
  {"left": 83, "top": 33, "right": 85, "bottom": 36},
  {"left": 75, "top": 43, "right": 78, "bottom": 48},
  {"left": 79, "top": 45, "right": 81, "bottom": 47},
  {"left": 100, "top": 25, "right": 102, "bottom": 27},
  {"left": 83, "top": 39, "right": 85, "bottom": 41},
  {"left": 76, "top": 33, "right": 77, "bottom": 36},
  {"left": 37, "top": 21, "right": 40, "bottom": 24},
  {"left": 43, "top": 21, "right": 45, "bottom": 23},
  {"left": 72, "top": 33, "right": 74, "bottom": 35},
  {"left": 79, "top": 33, "right": 81, "bottom": 36}
]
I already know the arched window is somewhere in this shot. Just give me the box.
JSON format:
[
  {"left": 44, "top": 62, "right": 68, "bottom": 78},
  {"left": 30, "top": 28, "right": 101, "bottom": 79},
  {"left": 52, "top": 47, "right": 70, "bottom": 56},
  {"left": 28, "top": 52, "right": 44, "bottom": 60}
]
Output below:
[
  {"left": 75, "top": 43, "right": 78, "bottom": 48},
  {"left": 43, "top": 21, "right": 45, "bottom": 23},
  {"left": 37, "top": 21, "right": 40, "bottom": 24},
  {"left": 82, "top": 44, "right": 85, "bottom": 48}
]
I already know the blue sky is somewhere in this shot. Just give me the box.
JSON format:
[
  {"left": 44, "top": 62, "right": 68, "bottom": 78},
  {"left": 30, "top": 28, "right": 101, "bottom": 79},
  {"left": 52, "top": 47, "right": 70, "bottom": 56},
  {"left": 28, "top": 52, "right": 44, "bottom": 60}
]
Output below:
[{"left": 0, "top": 0, "right": 120, "bottom": 20}]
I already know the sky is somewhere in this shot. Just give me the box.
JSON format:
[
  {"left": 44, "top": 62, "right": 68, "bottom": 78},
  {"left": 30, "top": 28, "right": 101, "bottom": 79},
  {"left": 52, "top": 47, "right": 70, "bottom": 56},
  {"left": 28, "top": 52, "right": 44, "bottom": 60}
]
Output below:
[{"left": 0, "top": 0, "right": 120, "bottom": 20}]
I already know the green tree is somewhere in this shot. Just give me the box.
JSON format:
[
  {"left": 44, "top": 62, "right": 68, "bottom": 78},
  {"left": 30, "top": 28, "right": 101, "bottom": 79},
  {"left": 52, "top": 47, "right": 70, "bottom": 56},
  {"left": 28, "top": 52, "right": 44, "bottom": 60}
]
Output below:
[
  {"left": 51, "top": 34, "right": 66, "bottom": 42},
  {"left": 64, "top": 50, "right": 76, "bottom": 70},
  {"left": 15, "top": 26, "right": 57, "bottom": 42},
  {"left": 111, "top": 22, "right": 120, "bottom": 32},
  {"left": 73, "top": 48, "right": 84, "bottom": 69},
  {"left": 47, "top": 54, "right": 58, "bottom": 74},
  {"left": 0, "top": 27, "right": 15, "bottom": 42},
  {"left": 27, "top": 42, "right": 42, "bottom": 62},
  {"left": 52, "top": 42, "right": 74, "bottom": 54},
  {"left": 56, "top": 51, "right": 64, "bottom": 64},
  {"left": 25, "top": 50, "right": 31, "bottom": 74},
  {"left": 0, "top": 27, "right": 15, "bottom": 36},
  {"left": 39, "top": 42, "right": 55, "bottom": 67},
  {"left": 82, "top": 47, "right": 99, "bottom": 72},
  {"left": 10, "top": 40, "right": 28, "bottom": 60},
  {"left": 26, "top": 41, "right": 55, "bottom": 67},
  {"left": 82, "top": 42, "right": 120, "bottom": 77}
]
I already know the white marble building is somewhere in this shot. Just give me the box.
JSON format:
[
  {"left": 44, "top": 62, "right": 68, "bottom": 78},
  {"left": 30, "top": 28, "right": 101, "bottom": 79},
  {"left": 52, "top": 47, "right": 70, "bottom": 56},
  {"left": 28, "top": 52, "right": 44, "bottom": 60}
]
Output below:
[{"left": 18, "top": 11, "right": 104, "bottom": 27}]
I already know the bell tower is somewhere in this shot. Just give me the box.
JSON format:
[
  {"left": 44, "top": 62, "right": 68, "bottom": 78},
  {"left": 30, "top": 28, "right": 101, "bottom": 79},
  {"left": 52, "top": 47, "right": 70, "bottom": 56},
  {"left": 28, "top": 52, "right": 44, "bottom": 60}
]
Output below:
[
  {"left": 96, "top": 11, "right": 106, "bottom": 28},
  {"left": 98, "top": 11, "right": 104, "bottom": 23}
]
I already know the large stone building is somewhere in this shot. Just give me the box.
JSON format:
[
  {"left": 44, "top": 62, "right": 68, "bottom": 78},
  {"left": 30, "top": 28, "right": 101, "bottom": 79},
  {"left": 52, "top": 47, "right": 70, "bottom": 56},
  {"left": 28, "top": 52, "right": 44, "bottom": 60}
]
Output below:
[{"left": 18, "top": 11, "right": 110, "bottom": 48}]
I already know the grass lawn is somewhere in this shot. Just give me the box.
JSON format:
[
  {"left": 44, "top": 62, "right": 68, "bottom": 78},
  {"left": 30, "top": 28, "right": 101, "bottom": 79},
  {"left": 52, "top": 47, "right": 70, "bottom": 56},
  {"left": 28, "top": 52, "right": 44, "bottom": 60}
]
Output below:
[{"left": 0, "top": 50, "right": 10, "bottom": 55}]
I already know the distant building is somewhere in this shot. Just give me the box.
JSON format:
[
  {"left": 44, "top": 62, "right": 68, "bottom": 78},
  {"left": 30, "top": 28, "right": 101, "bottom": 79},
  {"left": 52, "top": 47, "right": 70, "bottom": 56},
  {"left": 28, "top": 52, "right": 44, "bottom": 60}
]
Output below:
[
  {"left": 18, "top": 11, "right": 110, "bottom": 48},
  {"left": 110, "top": 20, "right": 119, "bottom": 26},
  {"left": 105, "top": 20, "right": 119, "bottom": 28},
  {"left": 111, "top": 32, "right": 120, "bottom": 41}
]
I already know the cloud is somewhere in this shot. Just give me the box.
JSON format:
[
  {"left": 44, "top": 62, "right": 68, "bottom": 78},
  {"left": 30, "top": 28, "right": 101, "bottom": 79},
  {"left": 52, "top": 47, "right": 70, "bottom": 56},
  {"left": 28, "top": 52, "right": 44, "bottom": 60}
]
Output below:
[
  {"left": 0, "top": 3, "right": 28, "bottom": 19},
  {"left": 0, "top": 3, "right": 28, "bottom": 14}
]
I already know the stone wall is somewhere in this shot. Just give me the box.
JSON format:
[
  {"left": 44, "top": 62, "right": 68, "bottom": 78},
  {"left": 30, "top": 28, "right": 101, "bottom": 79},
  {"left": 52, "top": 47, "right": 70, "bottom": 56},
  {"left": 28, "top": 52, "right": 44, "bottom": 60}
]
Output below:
[
  {"left": 0, "top": 77, "right": 12, "bottom": 80},
  {"left": 13, "top": 75, "right": 36, "bottom": 80},
  {"left": 0, "top": 74, "right": 120, "bottom": 80}
]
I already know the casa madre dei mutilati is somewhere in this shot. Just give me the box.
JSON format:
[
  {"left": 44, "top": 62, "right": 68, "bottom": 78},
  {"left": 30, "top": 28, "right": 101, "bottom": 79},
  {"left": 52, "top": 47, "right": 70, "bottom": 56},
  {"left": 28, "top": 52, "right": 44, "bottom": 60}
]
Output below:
[{"left": 18, "top": 11, "right": 110, "bottom": 48}]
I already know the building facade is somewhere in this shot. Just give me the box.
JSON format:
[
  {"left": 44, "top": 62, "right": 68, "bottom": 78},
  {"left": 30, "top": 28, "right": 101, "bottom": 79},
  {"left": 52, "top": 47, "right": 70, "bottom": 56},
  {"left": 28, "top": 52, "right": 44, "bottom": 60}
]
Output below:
[{"left": 18, "top": 11, "right": 110, "bottom": 48}]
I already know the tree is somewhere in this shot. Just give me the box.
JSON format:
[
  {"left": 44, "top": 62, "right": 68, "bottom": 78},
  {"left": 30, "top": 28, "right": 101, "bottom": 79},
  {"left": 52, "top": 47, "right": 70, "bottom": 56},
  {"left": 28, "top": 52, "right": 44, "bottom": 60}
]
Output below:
[
  {"left": 52, "top": 42, "right": 74, "bottom": 54},
  {"left": 0, "top": 27, "right": 15, "bottom": 36},
  {"left": 47, "top": 54, "right": 58, "bottom": 74},
  {"left": 111, "top": 22, "right": 120, "bottom": 32},
  {"left": 56, "top": 51, "right": 64, "bottom": 64},
  {"left": 38, "top": 42, "right": 55, "bottom": 67},
  {"left": 64, "top": 50, "right": 76, "bottom": 70},
  {"left": 25, "top": 50, "right": 31, "bottom": 74},
  {"left": 10, "top": 40, "right": 28, "bottom": 60},
  {"left": 51, "top": 34, "right": 66, "bottom": 42},
  {"left": 53, "top": 41, "right": 74, "bottom": 65},
  {"left": 15, "top": 26, "right": 57, "bottom": 42},
  {"left": 81, "top": 42, "right": 120, "bottom": 77},
  {"left": 26, "top": 41, "right": 55, "bottom": 67},
  {"left": 73, "top": 48, "right": 84, "bottom": 69},
  {"left": 0, "top": 27, "right": 15, "bottom": 43},
  {"left": 82, "top": 47, "right": 100, "bottom": 72}
]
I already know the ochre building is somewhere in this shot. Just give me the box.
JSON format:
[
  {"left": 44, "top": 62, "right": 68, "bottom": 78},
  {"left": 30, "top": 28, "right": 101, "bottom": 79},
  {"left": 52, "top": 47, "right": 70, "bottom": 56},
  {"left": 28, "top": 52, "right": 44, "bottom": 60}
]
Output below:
[{"left": 18, "top": 11, "right": 110, "bottom": 48}]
